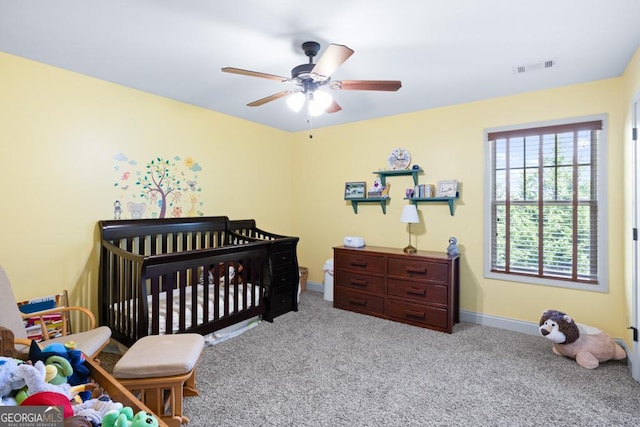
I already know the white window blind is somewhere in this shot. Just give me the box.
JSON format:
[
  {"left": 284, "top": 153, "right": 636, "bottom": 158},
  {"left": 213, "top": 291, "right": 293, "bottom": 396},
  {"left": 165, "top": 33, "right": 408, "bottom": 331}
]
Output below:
[{"left": 487, "top": 119, "right": 604, "bottom": 287}]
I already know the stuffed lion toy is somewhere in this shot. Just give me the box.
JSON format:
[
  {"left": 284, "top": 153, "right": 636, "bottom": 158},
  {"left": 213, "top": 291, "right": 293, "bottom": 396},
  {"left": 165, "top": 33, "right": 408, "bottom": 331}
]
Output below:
[{"left": 539, "top": 309, "right": 627, "bottom": 369}]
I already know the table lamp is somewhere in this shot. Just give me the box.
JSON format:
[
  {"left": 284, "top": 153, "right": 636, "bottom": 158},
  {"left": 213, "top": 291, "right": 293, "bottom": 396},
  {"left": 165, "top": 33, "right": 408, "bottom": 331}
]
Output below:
[{"left": 400, "top": 204, "right": 420, "bottom": 254}]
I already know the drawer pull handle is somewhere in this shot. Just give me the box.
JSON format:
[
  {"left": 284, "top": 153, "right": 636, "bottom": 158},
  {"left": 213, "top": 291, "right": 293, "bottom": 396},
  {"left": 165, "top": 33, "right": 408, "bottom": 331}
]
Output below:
[
  {"left": 350, "top": 261, "right": 368, "bottom": 268},
  {"left": 405, "top": 309, "right": 426, "bottom": 319},
  {"left": 349, "top": 278, "right": 368, "bottom": 288},
  {"left": 406, "top": 288, "right": 426, "bottom": 297},
  {"left": 349, "top": 298, "right": 368, "bottom": 307},
  {"left": 405, "top": 266, "right": 427, "bottom": 275}
]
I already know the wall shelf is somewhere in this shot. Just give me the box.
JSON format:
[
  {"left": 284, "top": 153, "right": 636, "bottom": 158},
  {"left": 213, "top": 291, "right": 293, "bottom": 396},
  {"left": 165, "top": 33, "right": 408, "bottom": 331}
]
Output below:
[
  {"left": 405, "top": 193, "right": 460, "bottom": 216},
  {"left": 347, "top": 168, "right": 456, "bottom": 215},
  {"left": 348, "top": 197, "right": 390, "bottom": 214},
  {"left": 373, "top": 168, "right": 422, "bottom": 186}
]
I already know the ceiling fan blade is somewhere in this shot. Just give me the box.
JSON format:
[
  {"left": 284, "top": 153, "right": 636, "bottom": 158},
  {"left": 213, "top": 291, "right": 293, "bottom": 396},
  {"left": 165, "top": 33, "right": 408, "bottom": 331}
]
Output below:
[
  {"left": 247, "top": 91, "right": 291, "bottom": 107},
  {"left": 311, "top": 44, "right": 354, "bottom": 79},
  {"left": 326, "top": 100, "right": 342, "bottom": 114},
  {"left": 222, "top": 67, "right": 288, "bottom": 82},
  {"left": 334, "top": 80, "right": 402, "bottom": 91}
]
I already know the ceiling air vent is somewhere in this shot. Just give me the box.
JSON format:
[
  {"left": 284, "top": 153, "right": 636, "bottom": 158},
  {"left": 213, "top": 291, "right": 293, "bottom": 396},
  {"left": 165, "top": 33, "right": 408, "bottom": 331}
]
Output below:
[{"left": 513, "top": 58, "right": 558, "bottom": 74}]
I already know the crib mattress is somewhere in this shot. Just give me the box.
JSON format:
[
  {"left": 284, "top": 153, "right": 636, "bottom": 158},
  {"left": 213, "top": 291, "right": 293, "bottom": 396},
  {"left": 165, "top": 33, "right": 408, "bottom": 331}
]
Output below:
[{"left": 114, "top": 283, "right": 261, "bottom": 335}]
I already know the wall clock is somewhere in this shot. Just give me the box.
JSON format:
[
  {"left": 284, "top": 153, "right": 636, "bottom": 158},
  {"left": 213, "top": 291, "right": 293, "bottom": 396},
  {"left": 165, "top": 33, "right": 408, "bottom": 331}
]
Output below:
[{"left": 387, "top": 148, "right": 411, "bottom": 170}]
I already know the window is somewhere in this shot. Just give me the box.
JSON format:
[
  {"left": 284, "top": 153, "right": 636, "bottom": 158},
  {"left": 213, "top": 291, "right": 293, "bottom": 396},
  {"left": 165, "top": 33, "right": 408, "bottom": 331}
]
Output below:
[{"left": 484, "top": 116, "right": 608, "bottom": 291}]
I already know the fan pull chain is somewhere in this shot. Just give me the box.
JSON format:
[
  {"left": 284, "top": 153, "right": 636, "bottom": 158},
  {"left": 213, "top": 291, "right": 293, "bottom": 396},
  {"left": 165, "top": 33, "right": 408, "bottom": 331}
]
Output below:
[{"left": 307, "top": 108, "right": 314, "bottom": 139}]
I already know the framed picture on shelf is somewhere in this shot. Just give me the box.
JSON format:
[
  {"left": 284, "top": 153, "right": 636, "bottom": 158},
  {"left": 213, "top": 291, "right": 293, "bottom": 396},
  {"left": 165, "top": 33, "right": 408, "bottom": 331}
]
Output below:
[
  {"left": 436, "top": 179, "right": 458, "bottom": 197},
  {"left": 344, "top": 182, "right": 367, "bottom": 199}
]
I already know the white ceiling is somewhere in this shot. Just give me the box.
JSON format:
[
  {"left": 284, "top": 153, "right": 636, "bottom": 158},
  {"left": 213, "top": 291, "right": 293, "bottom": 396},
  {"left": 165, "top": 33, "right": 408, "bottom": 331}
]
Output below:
[{"left": 1, "top": 0, "right": 640, "bottom": 133}]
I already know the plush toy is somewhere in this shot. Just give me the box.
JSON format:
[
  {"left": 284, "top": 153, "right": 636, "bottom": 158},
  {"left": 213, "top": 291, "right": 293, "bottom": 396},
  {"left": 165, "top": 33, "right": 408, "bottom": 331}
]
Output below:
[
  {"left": 44, "top": 355, "right": 74, "bottom": 385},
  {"left": 67, "top": 382, "right": 101, "bottom": 404},
  {"left": 202, "top": 262, "right": 244, "bottom": 285},
  {"left": 29, "top": 341, "right": 90, "bottom": 386},
  {"left": 222, "top": 262, "right": 243, "bottom": 284},
  {"left": 102, "top": 406, "right": 159, "bottom": 427},
  {"left": 539, "top": 309, "right": 627, "bottom": 369},
  {"left": 21, "top": 391, "right": 73, "bottom": 418},
  {"left": 0, "top": 356, "right": 27, "bottom": 399},
  {"left": 0, "top": 396, "right": 17, "bottom": 406},
  {"left": 15, "top": 360, "right": 71, "bottom": 404},
  {"left": 73, "top": 394, "right": 124, "bottom": 425},
  {"left": 129, "top": 410, "right": 159, "bottom": 427}
]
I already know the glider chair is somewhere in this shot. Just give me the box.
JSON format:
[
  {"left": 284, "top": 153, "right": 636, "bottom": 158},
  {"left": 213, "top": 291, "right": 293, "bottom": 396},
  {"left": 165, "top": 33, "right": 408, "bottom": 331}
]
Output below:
[{"left": 0, "top": 264, "right": 111, "bottom": 359}]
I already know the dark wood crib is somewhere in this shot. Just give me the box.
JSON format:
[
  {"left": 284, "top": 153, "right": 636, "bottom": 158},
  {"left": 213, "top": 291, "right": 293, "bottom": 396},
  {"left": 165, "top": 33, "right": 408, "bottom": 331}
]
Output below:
[
  {"left": 228, "top": 219, "right": 300, "bottom": 321},
  {"left": 99, "top": 216, "right": 299, "bottom": 347}
]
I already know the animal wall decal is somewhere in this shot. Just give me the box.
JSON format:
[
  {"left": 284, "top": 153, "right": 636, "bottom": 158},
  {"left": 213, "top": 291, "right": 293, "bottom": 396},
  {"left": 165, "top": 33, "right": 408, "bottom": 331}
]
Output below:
[{"left": 112, "top": 153, "right": 204, "bottom": 219}]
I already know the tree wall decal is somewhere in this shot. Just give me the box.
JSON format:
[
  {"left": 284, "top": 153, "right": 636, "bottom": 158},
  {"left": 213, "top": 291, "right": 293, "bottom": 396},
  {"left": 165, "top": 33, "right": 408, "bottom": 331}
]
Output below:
[{"left": 113, "top": 153, "right": 203, "bottom": 219}]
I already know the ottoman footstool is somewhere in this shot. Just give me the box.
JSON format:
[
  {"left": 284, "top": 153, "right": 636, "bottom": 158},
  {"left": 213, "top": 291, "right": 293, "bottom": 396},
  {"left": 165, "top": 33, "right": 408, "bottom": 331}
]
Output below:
[{"left": 113, "top": 334, "right": 205, "bottom": 427}]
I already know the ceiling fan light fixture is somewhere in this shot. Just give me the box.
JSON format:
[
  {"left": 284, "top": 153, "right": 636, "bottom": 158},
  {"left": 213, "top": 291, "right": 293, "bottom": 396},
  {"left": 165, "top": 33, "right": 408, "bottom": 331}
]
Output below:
[
  {"left": 286, "top": 91, "right": 305, "bottom": 112},
  {"left": 308, "top": 89, "right": 333, "bottom": 116},
  {"left": 222, "top": 41, "right": 401, "bottom": 119}
]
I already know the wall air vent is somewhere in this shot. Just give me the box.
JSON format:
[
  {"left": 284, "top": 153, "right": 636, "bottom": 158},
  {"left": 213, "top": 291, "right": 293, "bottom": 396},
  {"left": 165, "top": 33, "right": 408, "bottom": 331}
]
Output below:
[{"left": 513, "top": 58, "right": 558, "bottom": 74}]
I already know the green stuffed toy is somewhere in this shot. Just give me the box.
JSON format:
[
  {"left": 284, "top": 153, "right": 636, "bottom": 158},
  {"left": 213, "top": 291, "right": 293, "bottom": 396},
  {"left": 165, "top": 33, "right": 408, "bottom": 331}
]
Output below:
[
  {"left": 14, "top": 361, "right": 71, "bottom": 405},
  {"left": 29, "top": 341, "right": 90, "bottom": 386},
  {"left": 102, "top": 406, "right": 159, "bottom": 427},
  {"left": 44, "top": 355, "right": 73, "bottom": 385}
]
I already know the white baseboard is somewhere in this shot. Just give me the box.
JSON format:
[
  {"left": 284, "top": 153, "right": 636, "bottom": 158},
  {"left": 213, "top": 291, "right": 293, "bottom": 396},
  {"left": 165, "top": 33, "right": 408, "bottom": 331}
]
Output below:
[
  {"left": 460, "top": 310, "right": 631, "bottom": 364},
  {"left": 307, "top": 286, "right": 543, "bottom": 336},
  {"left": 460, "top": 310, "right": 540, "bottom": 336},
  {"left": 306, "top": 280, "right": 324, "bottom": 293}
]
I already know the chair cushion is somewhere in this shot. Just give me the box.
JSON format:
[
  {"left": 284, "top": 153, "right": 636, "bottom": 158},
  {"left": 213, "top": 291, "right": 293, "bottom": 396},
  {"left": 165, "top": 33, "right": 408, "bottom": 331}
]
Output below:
[
  {"left": 0, "top": 265, "right": 111, "bottom": 359},
  {"left": 43, "top": 326, "right": 112, "bottom": 358},
  {"left": 113, "top": 334, "right": 204, "bottom": 379}
]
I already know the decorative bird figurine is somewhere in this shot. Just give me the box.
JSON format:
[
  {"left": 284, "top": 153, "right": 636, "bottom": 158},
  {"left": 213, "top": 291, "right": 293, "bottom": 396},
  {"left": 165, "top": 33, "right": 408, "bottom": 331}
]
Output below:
[{"left": 447, "top": 237, "right": 459, "bottom": 256}]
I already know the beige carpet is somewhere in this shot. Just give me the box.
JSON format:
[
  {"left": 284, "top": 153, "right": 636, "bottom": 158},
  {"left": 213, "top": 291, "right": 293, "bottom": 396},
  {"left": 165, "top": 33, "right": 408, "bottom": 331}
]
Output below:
[{"left": 100, "top": 291, "right": 640, "bottom": 426}]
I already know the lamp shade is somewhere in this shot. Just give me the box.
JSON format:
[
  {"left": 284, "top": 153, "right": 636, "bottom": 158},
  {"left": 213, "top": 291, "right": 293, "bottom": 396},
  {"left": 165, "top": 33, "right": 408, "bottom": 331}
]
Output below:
[
  {"left": 400, "top": 204, "right": 419, "bottom": 224},
  {"left": 286, "top": 92, "right": 305, "bottom": 112},
  {"left": 308, "top": 89, "right": 333, "bottom": 116}
]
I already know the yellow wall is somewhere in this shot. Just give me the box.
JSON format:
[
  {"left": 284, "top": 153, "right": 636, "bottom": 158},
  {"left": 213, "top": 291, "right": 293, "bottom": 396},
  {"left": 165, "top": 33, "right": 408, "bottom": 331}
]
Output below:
[
  {"left": 0, "top": 52, "right": 296, "bottom": 309},
  {"left": 1, "top": 47, "right": 637, "bottom": 343},
  {"left": 293, "top": 77, "right": 628, "bottom": 338}
]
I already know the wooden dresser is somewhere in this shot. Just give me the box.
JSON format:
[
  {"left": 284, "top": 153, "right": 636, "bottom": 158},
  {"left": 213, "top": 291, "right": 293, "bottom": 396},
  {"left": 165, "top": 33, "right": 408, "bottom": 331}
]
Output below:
[{"left": 333, "top": 246, "right": 460, "bottom": 333}]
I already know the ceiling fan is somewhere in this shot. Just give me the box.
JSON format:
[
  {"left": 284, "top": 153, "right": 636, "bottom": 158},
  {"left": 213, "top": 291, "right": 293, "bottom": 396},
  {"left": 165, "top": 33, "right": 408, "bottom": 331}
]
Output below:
[{"left": 221, "top": 41, "right": 402, "bottom": 116}]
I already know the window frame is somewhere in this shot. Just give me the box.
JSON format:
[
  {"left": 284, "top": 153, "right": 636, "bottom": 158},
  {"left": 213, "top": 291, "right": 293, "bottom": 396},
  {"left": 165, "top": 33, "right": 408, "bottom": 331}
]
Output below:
[{"left": 483, "top": 114, "right": 608, "bottom": 292}]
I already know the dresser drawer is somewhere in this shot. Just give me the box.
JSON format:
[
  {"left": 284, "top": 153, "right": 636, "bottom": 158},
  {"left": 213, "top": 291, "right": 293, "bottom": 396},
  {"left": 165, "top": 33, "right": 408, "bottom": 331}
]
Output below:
[
  {"left": 265, "top": 292, "right": 295, "bottom": 320},
  {"left": 271, "top": 247, "right": 295, "bottom": 268},
  {"left": 270, "top": 269, "right": 298, "bottom": 292},
  {"left": 387, "top": 279, "right": 447, "bottom": 306},
  {"left": 386, "top": 299, "right": 448, "bottom": 330},
  {"left": 334, "top": 289, "right": 384, "bottom": 314},
  {"left": 335, "top": 271, "right": 385, "bottom": 295},
  {"left": 334, "top": 252, "right": 385, "bottom": 274},
  {"left": 387, "top": 258, "right": 448, "bottom": 282}
]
